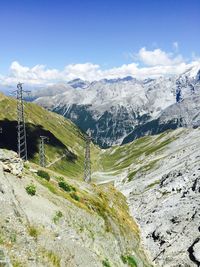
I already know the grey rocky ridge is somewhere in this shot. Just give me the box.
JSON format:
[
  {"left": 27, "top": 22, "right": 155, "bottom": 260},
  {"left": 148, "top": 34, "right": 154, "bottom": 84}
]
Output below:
[{"left": 33, "top": 63, "right": 200, "bottom": 148}]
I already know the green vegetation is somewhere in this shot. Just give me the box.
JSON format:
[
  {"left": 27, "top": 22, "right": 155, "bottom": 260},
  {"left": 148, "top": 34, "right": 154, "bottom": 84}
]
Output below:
[
  {"left": 121, "top": 255, "right": 137, "bottom": 267},
  {"left": 40, "top": 248, "right": 61, "bottom": 267},
  {"left": 95, "top": 129, "right": 182, "bottom": 185},
  {"left": 28, "top": 225, "right": 39, "bottom": 239},
  {"left": 102, "top": 258, "right": 111, "bottom": 267},
  {"left": 147, "top": 180, "right": 160, "bottom": 189},
  {"left": 127, "top": 159, "right": 159, "bottom": 182},
  {"left": 70, "top": 192, "right": 80, "bottom": 201},
  {"left": 37, "top": 170, "right": 50, "bottom": 181},
  {"left": 58, "top": 180, "right": 72, "bottom": 192},
  {"left": 12, "top": 260, "right": 24, "bottom": 267},
  {"left": 53, "top": 211, "right": 63, "bottom": 224},
  {"left": 58, "top": 179, "right": 76, "bottom": 192},
  {"left": 144, "top": 137, "right": 175, "bottom": 156},
  {"left": 25, "top": 184, "right": 36, "bottom": 196},
  {"left": 127, "top": 170, "right": 138, "bottom": 182}
]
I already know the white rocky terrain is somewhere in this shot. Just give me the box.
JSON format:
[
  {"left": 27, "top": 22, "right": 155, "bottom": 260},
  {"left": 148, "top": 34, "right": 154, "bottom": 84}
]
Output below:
[
  {"left": 94, "top": 127, "right": 200, "bottom": 266},
  {"left": 33, "top": 63, "right": 200, "bottom": 147}
]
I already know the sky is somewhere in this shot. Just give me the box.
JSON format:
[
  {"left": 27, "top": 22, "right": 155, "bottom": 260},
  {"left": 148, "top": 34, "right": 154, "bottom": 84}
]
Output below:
[{"left": 0, "top": 0, "right": 200, "bottom": 87}]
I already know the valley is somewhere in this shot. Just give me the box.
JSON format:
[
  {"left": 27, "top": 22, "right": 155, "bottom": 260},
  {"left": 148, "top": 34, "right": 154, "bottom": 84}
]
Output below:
[{"left": 0, "top": 89, "right": 200, "bottom": 266}]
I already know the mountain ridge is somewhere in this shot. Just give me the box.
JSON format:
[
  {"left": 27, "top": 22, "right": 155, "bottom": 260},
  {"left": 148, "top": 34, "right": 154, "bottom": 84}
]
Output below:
[{"left": 33, "top": 63, "right": 200, "bottom": 147}]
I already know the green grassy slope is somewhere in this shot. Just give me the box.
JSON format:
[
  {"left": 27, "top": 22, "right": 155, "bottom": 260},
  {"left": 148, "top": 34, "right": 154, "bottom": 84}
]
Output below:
[
  {"left": 0, "top": 93, "right": 99, "bottom": 179},
  {"left": 93, "top": 129, "right": 185, "bottom": 183}
]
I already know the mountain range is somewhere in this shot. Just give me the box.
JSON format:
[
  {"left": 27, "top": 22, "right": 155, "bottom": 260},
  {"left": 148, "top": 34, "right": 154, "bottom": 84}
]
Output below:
[{"left": 32, "top": 62, "right": 200, "bottom": 148}]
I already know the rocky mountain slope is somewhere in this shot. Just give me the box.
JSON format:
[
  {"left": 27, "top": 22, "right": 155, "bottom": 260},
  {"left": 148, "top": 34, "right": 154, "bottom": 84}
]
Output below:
[
  {"left": 33, "top": 63, "right": 200, "bottom": 147},
  {"left": 94, "top": 127, "right": 200, "bottom": 266},
  {"left": 0, "top": 149, "right": 152, "bottom": 267}
]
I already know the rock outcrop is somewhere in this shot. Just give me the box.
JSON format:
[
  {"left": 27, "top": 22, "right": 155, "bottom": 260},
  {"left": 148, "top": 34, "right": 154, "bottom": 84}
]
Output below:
[{"left": 0, "top": 149, "right": 23, "bottom": 176}]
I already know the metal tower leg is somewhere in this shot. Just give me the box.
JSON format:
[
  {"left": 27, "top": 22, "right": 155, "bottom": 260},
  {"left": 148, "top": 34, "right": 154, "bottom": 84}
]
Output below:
[
  {"left": 15, "top": 83, "right": 30, "bottom": 161},
  {"left": 84, "top": 135, "right": 92, "bottom": 183},
  {"left": 39, "top": 136, "right": 48, "bottom": 167}
]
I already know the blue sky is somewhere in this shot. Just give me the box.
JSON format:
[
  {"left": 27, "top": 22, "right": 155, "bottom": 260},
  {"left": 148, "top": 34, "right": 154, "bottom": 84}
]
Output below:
[{"left": 0, "top": 0, "right": 200, "bottom": 85}]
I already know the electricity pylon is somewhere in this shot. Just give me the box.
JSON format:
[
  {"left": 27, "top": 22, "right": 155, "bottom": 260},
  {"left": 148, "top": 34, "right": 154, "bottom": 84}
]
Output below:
[
  {"left": 39, "top": 136, "right": 49, "bottom": 167},
  {"left": 15, "top": 83, "right": 30, "bottom": 161},
  {"left": 84, "top": 132, "right": 92, "bottom": 183}
]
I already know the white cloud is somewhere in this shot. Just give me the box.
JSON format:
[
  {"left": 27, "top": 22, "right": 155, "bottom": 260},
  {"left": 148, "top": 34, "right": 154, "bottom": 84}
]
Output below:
[
  {"left": 64, "top": 63, "right": 102, "bottom": 81},
  {"left": 137, "top": 47, "right": 183, "bottom": 66},
  {"left": 0, "top": 47, "right": 199, "bottom": 88}
]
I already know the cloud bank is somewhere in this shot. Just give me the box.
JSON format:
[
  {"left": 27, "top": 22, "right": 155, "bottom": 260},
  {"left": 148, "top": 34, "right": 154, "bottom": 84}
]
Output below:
[{"left": 0, "top": 46, "right": 199, "bottom": 88}]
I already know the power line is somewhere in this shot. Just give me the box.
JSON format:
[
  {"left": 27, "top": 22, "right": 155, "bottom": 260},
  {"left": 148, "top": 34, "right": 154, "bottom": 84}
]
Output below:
[
  {"left": 39, "top": 136, "right": 49, "bottom": 167},
  {"left": 14, "top": 83, "right": 30, "bottom": 161}
]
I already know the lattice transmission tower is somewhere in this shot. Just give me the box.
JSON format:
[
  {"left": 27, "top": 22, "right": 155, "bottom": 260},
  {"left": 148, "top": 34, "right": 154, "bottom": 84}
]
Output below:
[
  {"left": 15, "top": 83, "right": 30, "bottom": 161},
  {"left": 84, "top": 132, "right": 92, "bottom": 183},
  {"left": 39, "top": 136, "right": 48, "bottom": 167}
]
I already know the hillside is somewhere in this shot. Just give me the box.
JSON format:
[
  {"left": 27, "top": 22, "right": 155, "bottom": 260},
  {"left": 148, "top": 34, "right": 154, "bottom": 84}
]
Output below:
[
  {"left": 0, "top": 149, "right": 152, "bottom": 267},
  {"left": 0, "top": 92, "right": 99, "bottom": 179},
  {"left": 94, "top": 128, "right": 200, "bottom": 266}
]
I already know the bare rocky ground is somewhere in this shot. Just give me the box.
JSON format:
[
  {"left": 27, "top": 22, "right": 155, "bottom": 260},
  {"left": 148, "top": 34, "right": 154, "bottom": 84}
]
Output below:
[
  {"left": 0, "top": 149, "right": 151, "bottom": 267},
  {"left": 109, "top": 128, "right": 200, "bottom": 267}
]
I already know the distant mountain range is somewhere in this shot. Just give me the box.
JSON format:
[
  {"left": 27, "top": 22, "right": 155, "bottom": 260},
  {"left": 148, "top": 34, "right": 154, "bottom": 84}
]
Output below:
[{"left": 33, "top": 63, "right": 200, "bottom": 148}]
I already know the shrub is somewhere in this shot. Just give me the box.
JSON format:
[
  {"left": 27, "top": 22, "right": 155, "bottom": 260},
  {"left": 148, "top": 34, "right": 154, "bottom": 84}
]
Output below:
[
  {"left": 56, "top": 176, "right": 64, "bottom": 182},
  {"left": 121, "top": 255, "right": 127, "bottom": 264},
  {"left": 25, "top": 184, "right": 36, "bottom": 196},
  {"left": 70, "top": 185, "right": 76, "bottom": 192},
  {"left": 58, "top": 181, "right": 71, "bottom": 192},
  {"left": 102, "top": 259, "right": 111, "bottom": 267},
  {"left": 53, "top": 211, "right": 63, "bottom": 224},
  {"left": 41, "top": 249, "right": 61, "bottom": 267},
  {"left": 37, "top": 170, "right": 50, "bottom": 181},
  {"left": 28, "top": 226, "right": 39, "bottom": 239},
  {"left": 121, "top": 255, "right": 137, "bottom": 267},
  {"left": 70, "top": 192, "right": 80, "bottom": 201}
]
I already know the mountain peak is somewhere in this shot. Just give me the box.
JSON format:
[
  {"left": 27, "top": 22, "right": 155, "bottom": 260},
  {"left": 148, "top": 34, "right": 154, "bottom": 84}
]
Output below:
[
  {"left": 101, "top": 76, "right": 135, "bottom": 84},
  {"left": 68, "top": 78, "right": 90, "bottom": 89}
]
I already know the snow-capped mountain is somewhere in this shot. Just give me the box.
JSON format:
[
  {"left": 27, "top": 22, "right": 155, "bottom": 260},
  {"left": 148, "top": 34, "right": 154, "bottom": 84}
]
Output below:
[{"left": 34, "top": 63, "right": 200, "bottom": 147}]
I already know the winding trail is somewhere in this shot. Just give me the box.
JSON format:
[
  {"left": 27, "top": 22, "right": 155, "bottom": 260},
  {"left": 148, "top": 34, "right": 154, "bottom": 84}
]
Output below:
[{"left": 46, "top": 154, "right": 66, "bottom": 167}]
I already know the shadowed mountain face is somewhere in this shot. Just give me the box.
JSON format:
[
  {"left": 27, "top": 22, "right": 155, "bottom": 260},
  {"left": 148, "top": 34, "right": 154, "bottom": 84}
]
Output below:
[
  {"left": 122, "top": 118, "right": 180, "bottom": 145},
  {"left": 0, "top": 119, "right": 77, "bottom": 162}
]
